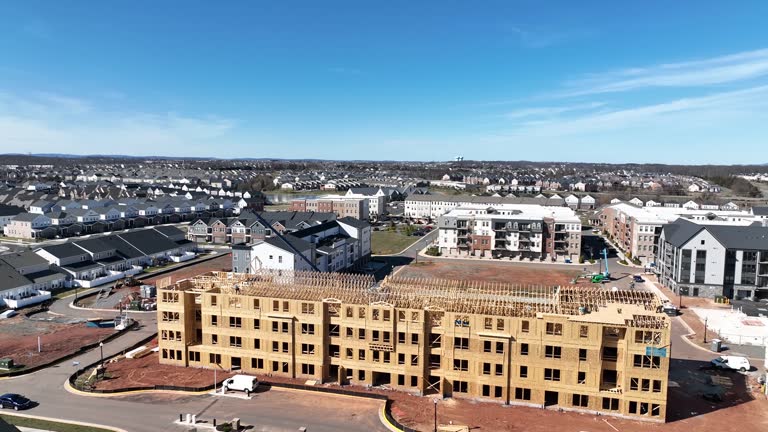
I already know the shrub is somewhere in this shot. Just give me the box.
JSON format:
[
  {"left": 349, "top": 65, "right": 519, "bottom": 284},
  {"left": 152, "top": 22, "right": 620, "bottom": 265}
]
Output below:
[
  {"left": 425, "top": 246, "right": 441, "bottom": 257},
  {"left": 618, "top": 259, "right": 629, "bottom": 265},
  {"left": 216, "top": 423, "right": 233, "bottom": 432},
  {"left": 589, "top": 258, "right": 595, "bottom": 264},
  {"left": 578, "top": 255, "right": 585, "bottom": 264}
]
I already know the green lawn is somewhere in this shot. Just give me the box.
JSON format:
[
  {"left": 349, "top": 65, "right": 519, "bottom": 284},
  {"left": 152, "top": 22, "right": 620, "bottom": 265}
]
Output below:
[
  {"left": 0, "top": 415, "right": 116, "bottom": 432},
  {"left": 371, "top": 230, "right": 419, "bottom": 255}
]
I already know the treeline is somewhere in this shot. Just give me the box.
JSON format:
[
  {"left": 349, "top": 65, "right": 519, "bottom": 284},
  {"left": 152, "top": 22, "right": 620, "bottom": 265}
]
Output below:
[
  {"left": 235, "top": 175, "right": 278, "bottom": 192},
  {"left": 704, "top": 176, "right": 762, "bottom": 198}
]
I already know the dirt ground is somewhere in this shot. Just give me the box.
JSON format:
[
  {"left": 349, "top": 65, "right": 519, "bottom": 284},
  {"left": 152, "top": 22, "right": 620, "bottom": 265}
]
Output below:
[
  {"left": 95, "top": 339, "right": 235, "bottom": 390},
  {"left": 389, "top": 389, "right": 768, "bottom": 432},
  {"left": 396, "top": 260, "right": 581, "bottom": 286},
  {"left": 141, "top": 253, "right": 232, "bottom": 286},
  {"left": 0, "top": 314, "right": 114, "bottom": 370}
]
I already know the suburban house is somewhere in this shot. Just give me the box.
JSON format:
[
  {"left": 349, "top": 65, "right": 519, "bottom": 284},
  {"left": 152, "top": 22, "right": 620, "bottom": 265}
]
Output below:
[{"left": 0, "top": 204, "right": 24, "bottom": 229}]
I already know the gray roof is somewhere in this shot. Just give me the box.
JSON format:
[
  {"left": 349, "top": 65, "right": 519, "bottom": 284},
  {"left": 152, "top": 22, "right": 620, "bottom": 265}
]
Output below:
[
  {"left": 25, "top": 269, "right": 66, "bottom": 284},
  {"left": 661, "top": 219, "right": 705, "bottom": 248},
  {"left": 707, "top": 224, "right": 768, "bottom": 250},
  {"left": 39, "top": 243, "right": 88, "bottom": 259},
  {"left": 117, "top": 229, "right": 179, "bottom": 255},
  {"left": 0, "top": 204, "right": 24, "bottom": 217},
  {"left": 337, "top": 216, "right": 370, "bottom": 230},
  {"left": 13, "top": 212, "right": 46, "bottom": 222},
  {"left": 0, "top": 251, "right": 49, "bottom": 270},
  {"left": 753, "top": 206, "right": 768, "bottom": 216},
  {"left": 0, "top": 261, "right": 32, "bottom": 291},
  {"left": 663, "top": 218, "right": 768, "bottom": 250},
  {"left": 263, "top": 234, "right": 312, "bottom": 253},
  {"left": 73, "top": 238, "right": 115, "bottom": 254},
  {"left": 98, "top": 235, "right": 145, "bottom": 259}
]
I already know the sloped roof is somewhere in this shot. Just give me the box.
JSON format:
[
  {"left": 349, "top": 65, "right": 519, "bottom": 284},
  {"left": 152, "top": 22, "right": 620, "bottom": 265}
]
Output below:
[
  {"left": 39, "top": 243, "right": 88, "bottom": 259},
  {"left": 707, "top": 223, "right": 768, "bottom": 250},
  {"left": 0, "top": 250, "right": 49, "bottom": 269},
  {"left": 262, "top": 234, "right": 312, "bottom": 253},
  {"left": 0, "top": 261, "right": 32, "bottom": 291}
]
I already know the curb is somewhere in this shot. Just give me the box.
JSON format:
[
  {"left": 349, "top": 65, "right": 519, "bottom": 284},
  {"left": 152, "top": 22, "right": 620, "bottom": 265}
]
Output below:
[
  {"left": 379, "top": 403, "right": 404, "bottom": 432},
  {"left": 64, "top": 379, "right": 212, "bottom": 398},
  {"left": 0, "top": 411, "right": 127, "bottom": 432}
]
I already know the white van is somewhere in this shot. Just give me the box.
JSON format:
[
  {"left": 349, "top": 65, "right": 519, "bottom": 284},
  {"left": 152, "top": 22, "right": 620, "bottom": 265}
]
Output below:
[
  {"left": 222, "top": 374, "right": 259, "bottom": 395},
  {"left": 711, "top": 356, "right": 751, "bottom": 372}
]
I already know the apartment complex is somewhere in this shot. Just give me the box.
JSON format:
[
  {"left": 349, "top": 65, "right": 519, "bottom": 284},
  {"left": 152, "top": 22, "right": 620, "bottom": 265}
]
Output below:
[
  {"left": 158, "top": 271, "right": 670, "bottom": 421},
  {"left": 290, "top": 197, "right": 369, "bottom": 221},
  {"left": 596, "top": 203, "right": 758, "bottom": 266},
  {"left": 437, "top": 205, "right": 582, "bottom": 262},
  {"left": 406, "top": 195, "right": 563, "bottom": 221},
  {"left": 656, "top": 218, "right": 768, "bottom": 299}
]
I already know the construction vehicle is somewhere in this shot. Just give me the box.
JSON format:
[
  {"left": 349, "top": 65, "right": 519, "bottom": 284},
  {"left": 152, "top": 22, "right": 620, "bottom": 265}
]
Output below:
[{"left": 590, "top": 248, "right": 610, "bottom": 283}]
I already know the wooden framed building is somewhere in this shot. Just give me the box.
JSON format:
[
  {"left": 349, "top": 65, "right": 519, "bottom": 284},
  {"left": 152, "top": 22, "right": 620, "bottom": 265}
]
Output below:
[{"left": 158, "top": 271, "right": 670, "bottom": 421}]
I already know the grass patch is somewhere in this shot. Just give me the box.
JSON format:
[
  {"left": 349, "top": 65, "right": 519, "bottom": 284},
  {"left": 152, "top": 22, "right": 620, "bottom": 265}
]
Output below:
[
  {"left": 372, "top": 230, "right": 419, "bottom": 255},
  {"left": 0, "top": 415, "right": 115, "bottom": 432}
]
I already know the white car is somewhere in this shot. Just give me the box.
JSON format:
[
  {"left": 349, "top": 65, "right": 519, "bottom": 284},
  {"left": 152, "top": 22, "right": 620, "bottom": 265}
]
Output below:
[{"left": 711, "top": 356, "right": 750, "bottom": 372}]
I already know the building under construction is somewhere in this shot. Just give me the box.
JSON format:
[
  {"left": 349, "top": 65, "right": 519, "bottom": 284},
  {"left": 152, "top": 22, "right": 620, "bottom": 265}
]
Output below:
[{"left": 157, "top": 271, "right": 670, "bottom": 421}]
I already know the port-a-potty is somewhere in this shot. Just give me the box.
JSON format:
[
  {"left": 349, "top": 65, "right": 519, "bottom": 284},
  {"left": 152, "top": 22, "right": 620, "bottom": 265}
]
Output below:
[{"left": 710, "top": 339, "right": 722, "bottom": 353}]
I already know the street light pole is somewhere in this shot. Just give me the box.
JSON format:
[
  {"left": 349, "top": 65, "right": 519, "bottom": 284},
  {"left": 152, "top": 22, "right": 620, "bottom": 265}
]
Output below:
[
  {"left": 433, "top": 399, "right": 438, "bottom": 432},
  {"left": 99, "top": 342, "right": 104, "bottom": 367},
  {"left": 703, "top": 317, "right": 708, "bottom": 344}
]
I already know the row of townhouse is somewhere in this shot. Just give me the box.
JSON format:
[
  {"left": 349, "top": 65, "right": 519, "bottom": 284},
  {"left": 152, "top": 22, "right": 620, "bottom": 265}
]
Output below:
[
  {"left": 187, "top": 211, "right": 337, "bottom": 245},
  {"left": 609, "top": 197, "right": 740, "bottom": 211},
  {"left": 405, "top": 194, "right": 596, "bottom": 221},
  {"left": 595, "top": 203, "right": 761, "bottom": 266},
  {"left": 290, "top": 196, "right": 370, "bottom": 221},
  {"left": 231, "top": 217, "right": 372, "bottom": 273},
  {"left": 3, "top": 197, "right": 241, "bottom": 240},
  {"left": 34, "top": 226, "right": 196, "bottom": 289},
  {"left": 0, "top": 226, "right": 195, "bottom": 307},
  {"left": 437, "top": 205, "right": 582, "bottom": 262}
]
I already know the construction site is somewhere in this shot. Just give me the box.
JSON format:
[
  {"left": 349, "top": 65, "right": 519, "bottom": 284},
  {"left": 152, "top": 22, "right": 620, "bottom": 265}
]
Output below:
[{"left": 157, "top": 270, "right": 671, "bottom": 421}]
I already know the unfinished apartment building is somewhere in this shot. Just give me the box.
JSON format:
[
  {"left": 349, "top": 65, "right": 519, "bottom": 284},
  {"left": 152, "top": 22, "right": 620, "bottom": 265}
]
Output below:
[{"left": 158, "top": 271, "right": 670, "bottom": 421}]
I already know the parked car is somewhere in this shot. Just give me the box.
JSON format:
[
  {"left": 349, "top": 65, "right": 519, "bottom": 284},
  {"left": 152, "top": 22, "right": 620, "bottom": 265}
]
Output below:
[
  {"left": 0, "top": 393, "right": 33, "bottom": 410},
  {"left": 632, "top": 275, "right": 644, "bottom": 283},
  {"left": 661, "top": 303, "right": 678, "bottom": 317},
  {"left": 222, "top": 374, "right": 259, "bottom": 396},
  {"left": 711, "top": 356, "right": 751, "bottom": 372}
]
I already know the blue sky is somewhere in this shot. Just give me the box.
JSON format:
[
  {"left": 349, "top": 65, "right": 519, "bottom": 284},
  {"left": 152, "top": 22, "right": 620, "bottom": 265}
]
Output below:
[{"left": 1, "top": 1, "right": 768, "bottom": 163}]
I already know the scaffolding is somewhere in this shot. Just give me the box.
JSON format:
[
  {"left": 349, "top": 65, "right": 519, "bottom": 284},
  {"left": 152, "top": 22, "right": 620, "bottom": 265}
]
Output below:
[{"left": 168, "top": 270, "right": 665, "bottom": 319}]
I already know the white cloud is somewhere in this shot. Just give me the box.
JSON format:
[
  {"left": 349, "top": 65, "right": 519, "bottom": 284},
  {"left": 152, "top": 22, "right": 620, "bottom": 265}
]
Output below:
[
  {"left": 511, "top": 85, "right": 768, "bottom": 137},
  {"left": 561, "top": 48, "right": 768, "bottom": 96},
  {"left": 504, "top": 102, "right": 605, "bottom": 119},
  {"left": 0, "top": 90, "right": 236, "bottom": 155}
]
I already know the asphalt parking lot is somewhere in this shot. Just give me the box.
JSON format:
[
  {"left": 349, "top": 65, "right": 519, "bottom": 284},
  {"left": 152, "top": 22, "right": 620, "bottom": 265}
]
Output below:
[{"left": 731, "top": 299, "right": 768, "bottom": 317}]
